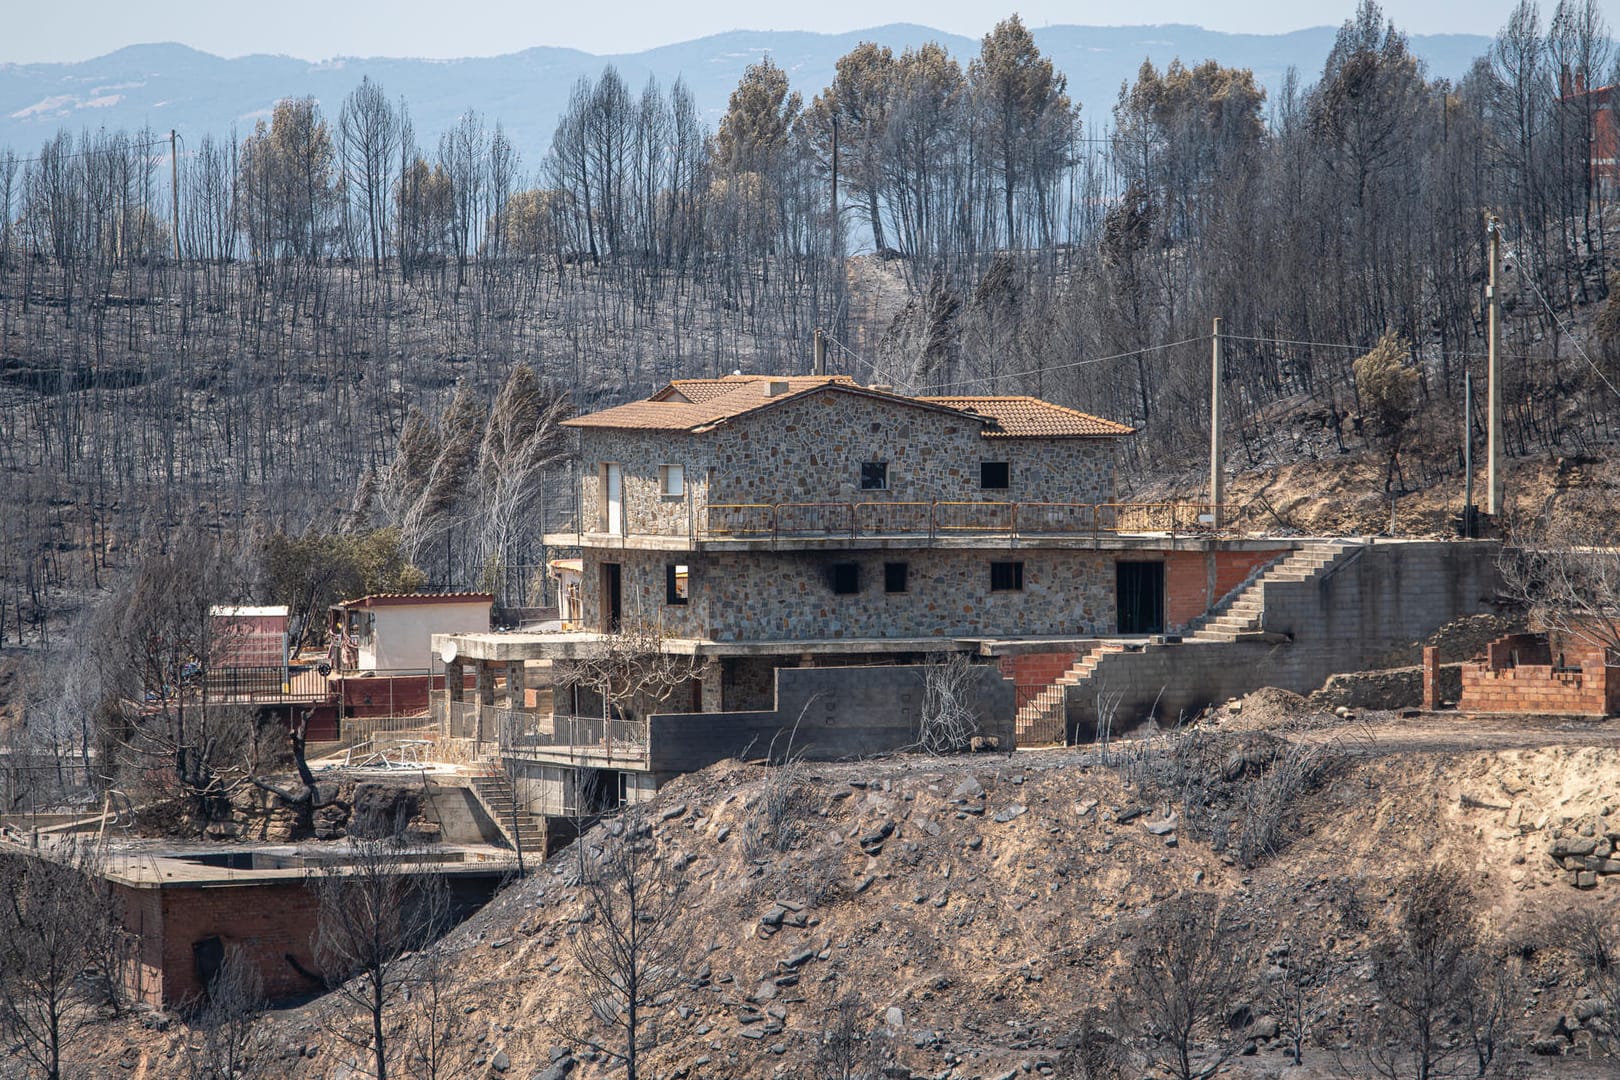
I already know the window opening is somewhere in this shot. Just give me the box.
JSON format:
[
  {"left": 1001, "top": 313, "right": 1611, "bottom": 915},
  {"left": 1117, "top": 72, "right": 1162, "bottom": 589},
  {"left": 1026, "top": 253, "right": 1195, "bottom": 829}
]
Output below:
[{"left": 990, "top": 561, "right": 1024, "bottom": 591}]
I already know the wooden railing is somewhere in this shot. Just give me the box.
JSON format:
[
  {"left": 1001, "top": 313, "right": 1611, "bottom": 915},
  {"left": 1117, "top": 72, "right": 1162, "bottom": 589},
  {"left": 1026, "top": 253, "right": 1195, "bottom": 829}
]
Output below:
[{"left": 702, "top": 501, "right": 1231, "bottom": 541}]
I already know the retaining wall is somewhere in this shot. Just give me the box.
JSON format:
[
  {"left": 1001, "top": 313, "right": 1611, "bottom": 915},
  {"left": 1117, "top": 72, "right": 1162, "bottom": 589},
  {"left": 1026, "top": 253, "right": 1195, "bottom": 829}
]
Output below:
[
  {"left": 649, "top": 662, "right": 1016, "bottom": 774},
  {"left": 1066, "top": 540, "right": 1502, "bottom": 738}
]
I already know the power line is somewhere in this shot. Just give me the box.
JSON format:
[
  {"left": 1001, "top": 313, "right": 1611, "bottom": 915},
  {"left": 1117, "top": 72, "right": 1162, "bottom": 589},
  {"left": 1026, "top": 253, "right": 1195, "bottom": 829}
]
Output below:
[
  {"left": 917, "top": 336, "right": 1209, "bottom": 393},
  {"left": 1501, "top": 237, "right": 1620, "bottom": 403},
  {"left": 0, "top": 138, "right": 169, "bottom": 169},
  {"left": 826, "top": 331, "right": 1211, "bottom": 394},
  {"left": 1223, "top": 333, "right": 1372, "bottom": 353}
]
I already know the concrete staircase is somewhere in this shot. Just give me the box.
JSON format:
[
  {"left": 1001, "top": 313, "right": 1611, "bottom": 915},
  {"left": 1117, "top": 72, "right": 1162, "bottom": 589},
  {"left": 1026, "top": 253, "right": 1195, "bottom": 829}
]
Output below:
[
  {"left": 1014, "top": 540, "right": 1368, "bottom": 746},
  {"left": 1013, "top": 643, "right": 1127, "bottom": 745},
  {"left": 467, "top": 770, "right": 547, "bottom": 855},
  {"left": 1187, "top": 540, "right": 1361, "bottom": 642}
]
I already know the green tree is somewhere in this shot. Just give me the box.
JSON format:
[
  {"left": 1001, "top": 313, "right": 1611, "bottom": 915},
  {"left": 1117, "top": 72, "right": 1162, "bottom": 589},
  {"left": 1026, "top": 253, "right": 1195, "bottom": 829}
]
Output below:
[
  {"left": 1352, "top": 331, "right": 1420, "bottom": 493},
  {"left": 968, "top": 15, "right": 1076, "bottom": 248},
  {"left": 259, "top": 528, "right": 426, "bottom": 649},
  {"left": 807, "top": 42, "right": 900, "bottom": 251},
  {"left": 238, "top": 96, "right": 336, "bottom": 258},
  {"left": 714, "top": 57, "right": 803, "bottom": 177}
]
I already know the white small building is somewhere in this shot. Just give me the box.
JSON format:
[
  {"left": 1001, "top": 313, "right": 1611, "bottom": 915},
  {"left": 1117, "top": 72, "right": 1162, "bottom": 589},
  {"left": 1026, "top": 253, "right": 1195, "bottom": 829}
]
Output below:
[{"left": 329, "top": 593, "right": 494, "bottom": 672}]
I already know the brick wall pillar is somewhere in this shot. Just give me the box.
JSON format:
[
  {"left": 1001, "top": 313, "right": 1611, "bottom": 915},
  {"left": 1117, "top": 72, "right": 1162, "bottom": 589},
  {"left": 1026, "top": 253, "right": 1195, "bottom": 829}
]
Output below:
[
  {"left": 476, "top": 661, "right": 496, "bottom": 706},
  {"left": 1422, "top": 646, "right": 1440, "bottom": 710},
  {"left": 445, "top": 659, "right": 464, "bottom": 702}
]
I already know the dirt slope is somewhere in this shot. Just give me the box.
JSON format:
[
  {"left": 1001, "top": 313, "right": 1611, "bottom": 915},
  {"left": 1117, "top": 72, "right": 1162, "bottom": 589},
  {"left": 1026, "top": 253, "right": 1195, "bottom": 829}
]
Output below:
[{"left": 30, "top": 710, "right": 1620, "bottom": 1079}]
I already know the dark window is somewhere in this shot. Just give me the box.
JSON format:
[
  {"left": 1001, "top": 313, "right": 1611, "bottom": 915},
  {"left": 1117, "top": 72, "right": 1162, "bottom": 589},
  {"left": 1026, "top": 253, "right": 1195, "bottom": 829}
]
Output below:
[
  {"left": 665, "top": 563, "right": 689, "bottom": 605},
  {"left": 830, "top": 562, "right": 861, "bottom": 595},
  {"left": 884, "top": 562, "right": 909, "bottom": 593},
  {"left": 990, "top": 561, "right": 1024, "bottom": 591},
  {"left": 980, "top": 461, "right": 1010, "bottom": 489},
  {"left": 860, "top": 462, "right": 888, "bottom": 490}
]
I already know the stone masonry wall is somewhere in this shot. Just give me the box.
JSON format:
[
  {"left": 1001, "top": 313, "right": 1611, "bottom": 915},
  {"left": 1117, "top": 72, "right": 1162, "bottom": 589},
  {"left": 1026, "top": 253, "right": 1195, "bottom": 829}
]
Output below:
[
  {"left": 573, "top": 389, "right": 1120, "bottom": 537},
  {"left": 580, "top": 548, "right": 709, "bottom": 638},
  {"left": 581, "top": 544, "right": 1281, "bottom": 643},
  {"left": 693, "top": 548, "right": 1114, "bottom": 641},
  {"left": 577, "top": 429, "right": 706, "bottom": 536}
]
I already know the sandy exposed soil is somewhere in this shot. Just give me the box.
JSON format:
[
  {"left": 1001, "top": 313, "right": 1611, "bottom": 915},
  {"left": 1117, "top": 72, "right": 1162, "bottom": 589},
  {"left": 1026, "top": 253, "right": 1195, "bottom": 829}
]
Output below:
[{"left": 39, "top": 702, "right": 1620, "bottom": 1080}]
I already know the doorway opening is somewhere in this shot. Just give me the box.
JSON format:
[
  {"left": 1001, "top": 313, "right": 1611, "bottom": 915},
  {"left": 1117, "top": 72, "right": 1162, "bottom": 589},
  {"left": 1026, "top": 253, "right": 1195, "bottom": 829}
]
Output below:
[
  {"left": 600, "top": 563, "right": 622, "bottom": 632},
  {"left": 1116, "top": 561, "right": 1165, "bottom": 635}
]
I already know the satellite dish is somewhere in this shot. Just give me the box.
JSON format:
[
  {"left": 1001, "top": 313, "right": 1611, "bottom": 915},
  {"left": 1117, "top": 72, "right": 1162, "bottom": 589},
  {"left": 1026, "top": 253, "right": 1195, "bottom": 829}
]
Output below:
[{"left": 440, "top": 640, "right": 458, "bottom": 663}]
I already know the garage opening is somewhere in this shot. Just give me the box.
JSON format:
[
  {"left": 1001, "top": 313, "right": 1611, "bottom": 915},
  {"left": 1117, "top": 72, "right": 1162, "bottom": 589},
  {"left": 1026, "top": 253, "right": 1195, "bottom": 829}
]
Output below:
[{"left": 1116, "top": 561, "right": 1165, "bottom": 635}]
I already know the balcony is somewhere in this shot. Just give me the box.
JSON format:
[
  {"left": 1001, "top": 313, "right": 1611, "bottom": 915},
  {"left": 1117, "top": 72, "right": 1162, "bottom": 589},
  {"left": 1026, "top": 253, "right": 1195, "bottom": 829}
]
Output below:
[
  {"left": 550, "top": 498, "right": 1231, "bottom": 550},
  {"left": 434, "top": 696, "right": 651, "bottom": 769},
  {"left": 699, "top": 501, "right": 1230, "bottom": 542}
]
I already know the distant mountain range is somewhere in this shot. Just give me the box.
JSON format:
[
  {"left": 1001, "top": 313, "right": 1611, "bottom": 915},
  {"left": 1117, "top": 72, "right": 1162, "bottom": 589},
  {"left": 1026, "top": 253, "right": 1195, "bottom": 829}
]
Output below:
[{"left": 0, "top": 24, "right": 1493, "bottom": 167}]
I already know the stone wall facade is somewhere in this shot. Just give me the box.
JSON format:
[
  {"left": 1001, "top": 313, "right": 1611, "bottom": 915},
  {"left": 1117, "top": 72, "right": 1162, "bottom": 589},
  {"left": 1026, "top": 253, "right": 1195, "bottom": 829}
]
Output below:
[
  {"left": 573, "top": 389, "right": 1120, "bottom": 537},
  {"left": 580, "top": 545, "right": 1119, "bottom": 641}
]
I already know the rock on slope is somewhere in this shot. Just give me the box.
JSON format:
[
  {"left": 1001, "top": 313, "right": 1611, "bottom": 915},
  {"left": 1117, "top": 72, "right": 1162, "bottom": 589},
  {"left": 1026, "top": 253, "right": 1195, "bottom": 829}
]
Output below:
[{"left": 255, "top": 725, "right": 1620, "bottom": 1080}]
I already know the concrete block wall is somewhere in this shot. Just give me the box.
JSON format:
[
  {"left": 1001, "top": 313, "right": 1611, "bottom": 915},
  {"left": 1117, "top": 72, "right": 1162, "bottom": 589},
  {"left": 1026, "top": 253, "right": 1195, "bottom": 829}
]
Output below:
[
  {"left": 650, "top": 661, "right": 1016, "bottom": 774},
  {"left": 1066, "top": 541, "right": 1503, "bottom": 737}
]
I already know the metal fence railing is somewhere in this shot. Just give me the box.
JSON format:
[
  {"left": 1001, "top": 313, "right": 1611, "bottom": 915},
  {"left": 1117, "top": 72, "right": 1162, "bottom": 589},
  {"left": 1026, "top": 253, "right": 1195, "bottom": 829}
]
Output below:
[
  {"left": 432, "top": 696, "right": 651, "bottom": 767},
  {"left": 700, "top": 500, "right": 1233, "bottom": 542}
]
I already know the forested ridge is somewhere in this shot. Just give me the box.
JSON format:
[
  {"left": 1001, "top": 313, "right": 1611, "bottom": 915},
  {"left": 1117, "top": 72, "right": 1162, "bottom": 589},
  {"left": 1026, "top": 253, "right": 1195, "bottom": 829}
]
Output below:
[{"left": 2, "top": 0, "right": 1619, "bottom": 648}]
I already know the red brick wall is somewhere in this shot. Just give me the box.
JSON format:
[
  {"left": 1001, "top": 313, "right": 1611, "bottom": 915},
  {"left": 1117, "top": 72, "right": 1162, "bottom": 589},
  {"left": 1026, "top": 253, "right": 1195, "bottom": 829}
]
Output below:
[
  {"left": 1163, "top": 549, "right": 1288, "bottom": 632},
  {"left": 1486, "top": 634, "right": 1551, "bottom": 669},
  {"left": 998, "top": 652, "right": 1082, "bottom": 709},
  {"left": 117, "top": 882, "right": 326, "bottom": 1007},
  {"left": 1459, "top": 663, "right": 1612, "bottom": 716}
]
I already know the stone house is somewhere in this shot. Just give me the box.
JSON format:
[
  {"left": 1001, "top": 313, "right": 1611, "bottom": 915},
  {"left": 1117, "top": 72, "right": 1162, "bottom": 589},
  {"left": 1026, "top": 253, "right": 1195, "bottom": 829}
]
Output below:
[{"left": 431, "top": 374, "right": 1312, "bottom": 821}]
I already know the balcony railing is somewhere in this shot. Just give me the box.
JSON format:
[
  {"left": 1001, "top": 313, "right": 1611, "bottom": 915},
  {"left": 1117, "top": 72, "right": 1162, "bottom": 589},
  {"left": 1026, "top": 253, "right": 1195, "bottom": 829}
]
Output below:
[
  {"left": 700, "top": 501, "right": 1231, "bottom": 541},
  {"left": 434, "top": 695, "right": 650, "bottom": 767}
]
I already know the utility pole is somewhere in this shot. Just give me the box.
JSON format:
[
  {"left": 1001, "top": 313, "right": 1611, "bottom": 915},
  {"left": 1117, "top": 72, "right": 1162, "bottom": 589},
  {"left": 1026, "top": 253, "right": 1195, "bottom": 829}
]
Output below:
[
  {"left": 1210, "top": 317, "right": 1223, "bottom": 528},
  {"left": 169, "top": 129, "right": 181, "bottom": 264},
  {"left": 813, "top": 328, "right": 827, "bottom": 376},
  {"left": 1486, "top": 216, "right": 1502, "bottom": 516},
  {"left": 1463, "top": 370, "right": 1474, "bottom": 536}
]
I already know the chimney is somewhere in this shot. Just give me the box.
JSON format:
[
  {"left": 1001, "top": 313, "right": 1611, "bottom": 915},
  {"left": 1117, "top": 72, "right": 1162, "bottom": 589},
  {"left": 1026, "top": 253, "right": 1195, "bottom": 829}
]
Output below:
[{"left": 763, "top": 379, "right": 791, "bottom": 397}]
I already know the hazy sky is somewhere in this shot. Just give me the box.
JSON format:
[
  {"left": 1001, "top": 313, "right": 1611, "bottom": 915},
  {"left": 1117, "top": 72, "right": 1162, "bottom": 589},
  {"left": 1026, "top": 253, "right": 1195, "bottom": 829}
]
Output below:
[{"left": 3, "top": 0, "right": 1592, "bottom": 63}]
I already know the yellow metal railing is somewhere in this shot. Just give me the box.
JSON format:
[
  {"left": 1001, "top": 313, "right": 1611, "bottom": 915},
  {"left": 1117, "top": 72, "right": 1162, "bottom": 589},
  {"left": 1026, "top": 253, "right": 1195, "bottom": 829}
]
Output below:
[{"left": 701, "top": 501, "right": 1238, "bottom": 541}]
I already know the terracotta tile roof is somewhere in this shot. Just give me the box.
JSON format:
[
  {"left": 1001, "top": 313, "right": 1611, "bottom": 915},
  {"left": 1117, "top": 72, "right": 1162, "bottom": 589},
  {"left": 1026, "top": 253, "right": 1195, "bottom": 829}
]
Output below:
[
  {"left": 337, "top": 592, "right": 495, "bottom": 608},
  {"left": 560, "top": 375, "right": 1134, "bottom": 438},
  {"left": 918, "top": 396, "right": 1135, "bottom": 438},
  {"left": 563, "top": 376, "right": 958, "bottom": 433},
  {"left": 655, "top": 375, "right": 857, "bottom": 403}
]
